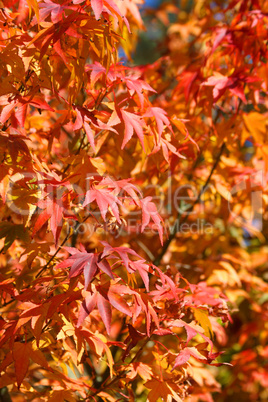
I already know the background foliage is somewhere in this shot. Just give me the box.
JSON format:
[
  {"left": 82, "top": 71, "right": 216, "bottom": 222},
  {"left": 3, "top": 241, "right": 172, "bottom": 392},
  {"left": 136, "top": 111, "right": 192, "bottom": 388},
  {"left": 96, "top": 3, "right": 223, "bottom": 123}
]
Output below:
[{"left": 0, "top": 0, "right": 268, "bottom": 401}]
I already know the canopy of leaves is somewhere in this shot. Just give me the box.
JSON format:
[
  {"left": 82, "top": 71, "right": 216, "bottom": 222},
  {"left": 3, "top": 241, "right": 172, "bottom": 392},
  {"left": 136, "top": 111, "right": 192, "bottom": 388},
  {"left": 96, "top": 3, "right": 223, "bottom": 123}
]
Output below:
[{"left": 0, "top": 0, "right": 268, "bottom": 401}]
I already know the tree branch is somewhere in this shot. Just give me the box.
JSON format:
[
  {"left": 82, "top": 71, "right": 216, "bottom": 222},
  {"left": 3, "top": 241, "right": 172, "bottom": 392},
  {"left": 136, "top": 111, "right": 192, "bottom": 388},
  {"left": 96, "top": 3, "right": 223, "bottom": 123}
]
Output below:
[
  {"left": 35, "top": 213, "right": 93, "bottom": 279},
  {"left": 87, "top": 337, "right": 149, "bottom": 400},
  {"left": 154, "top": 142, "right": 226, "bottom": 266}
]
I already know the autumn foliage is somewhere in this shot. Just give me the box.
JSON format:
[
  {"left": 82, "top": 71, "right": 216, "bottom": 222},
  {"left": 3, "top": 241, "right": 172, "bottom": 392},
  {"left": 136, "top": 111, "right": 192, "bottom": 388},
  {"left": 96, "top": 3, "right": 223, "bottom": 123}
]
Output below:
[{"left": 0, "top": 0, "right": 268, "bottom": 401}]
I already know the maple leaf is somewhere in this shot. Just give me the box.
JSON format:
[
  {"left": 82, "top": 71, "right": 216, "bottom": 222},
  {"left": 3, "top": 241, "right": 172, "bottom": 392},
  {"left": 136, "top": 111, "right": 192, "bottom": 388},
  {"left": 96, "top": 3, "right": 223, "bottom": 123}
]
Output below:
[
  {"left": 36, "top": 171, "right": 74, "bottom": 191},
  {"left": 89, "top": 0, "right": 130, "bottom": 30},
  {"left": 83, "top": 182, "right": 122, "bottom": 223},
  {"left": 175, "top": 71, "right": 199, "bottom": 102},
  {"left": 123, "top": 324, "right": 146, "bottom": 360},
  {"left": 145, "top": 378, "right": 173, "bottom": 402},
  {"left": 129, "top": 260, "right": 150, "bottom": 291},
  {"left": 125, "top": 76, "right": 156, "bottom": 108},
  {"left": 169, "top": 319, "right": 219, "bottom": 362},
  {"left": 31, "top": 171, "right": 78, "bottom": 243},
  {"left": 243, "top": 112, "right": 267, "bottom": 144},
  {"left": 15, "top": 302, "right": 51, "bottom": 346},
  {"left": 202, "top": 72, "right": 258, "bottom": 103},
  {"left": 172, "top": 347, "right": 206, "bottom": 370},
  {"left": 73, "top": 106, "right": 98, "bottom": 152},
  {"left": 12, "top": 341, "right": 49, "bottom": 388},
  {"left": 33, "top": 0, "right": 69, "bottom": 24},
  {"left": 144, "top": 106, "right": 173, "bottom": 142},
  {"left": 202, "top": 73, "right": 246, "bottom": 102},
  {"left": 0, "top": 132, "right": 31, "bottom": 164},
  {"left": 172, "top": 348, "right": 191, "bottom": 368},
  {"left": 86, "top": 61, "right": 118, "bottom": 86},
  {"left": 2, "top": 0, "right": 264, "bottom": 399},
  {"left": 106, "top": 282, "right": 133, "bottom": 316},
  {"left": 150, "top": 137, "right": 186, "bottom": 163},
  {"left": 120, "top": 109, "right": 145, "bottom": 150},
  {"left": 57, "top": 249, "right": 114, "bottom": 289},
  {"left": 150, "top": 265, "right": 180, "bottom": 300},
  {"left": 0, "top": 94, "right": 54, "bottom": 127},
  {"left": 76, "top": 258, "right": 150, "bottom": 330},
  {"left": 32, "top": 192, "right": 75, "bottom": 245},
  {"left": 124, "top": 1, "right": 147, "bottom": 28},
  {"left": 73, "top": 105, "right": 118, "bottom": 152},
  {"left": 97, "top": 292, "right": 112, "bottom": 334},
  {"left": 25, "top": 0, "right": 40, "bottom": 22},
  {"left": 171, "top": 116, "right": 199, "bottom": 151},
  {"left": 0, "top": 222, "right": 30, "bottom": 251},
  {"left": 101, "top": 242, "right": 150, "bottom": 289},
  {"left": 127, "top": 362, "right": 153, "bottom": 381},
  {"left": 77, "top": 290, "right": 112, "bottom": 333},
  {"left": 101, "top": 241, "right": 140, "bottom": 268},
  {"left": 185, "top": 281, "right": 228, "bottom": 308},
  {"left": 91, "top": 0, "right": 104, "bottom": 20},
  {"left": 13, "top": 342, "right": 30, "bottom": 389},
  {"left": 211, "top": 27, "right": 228, "bottom": 54},
  {"left": 193, "top": 308, "right": 213, "bottom": 338},
  {"left": 140, "top": 196, "right": 164, "bottom": 245},
  {"left": 100, "top": 176, "right": 142, "bottom": 204}
]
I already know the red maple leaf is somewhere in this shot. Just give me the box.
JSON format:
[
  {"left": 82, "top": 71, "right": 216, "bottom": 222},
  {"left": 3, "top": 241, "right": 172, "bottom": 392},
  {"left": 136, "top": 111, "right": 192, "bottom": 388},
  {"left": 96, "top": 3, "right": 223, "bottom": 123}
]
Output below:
[
  {"left": 120, "top": 109, "right": 145, "bottom": 150},
  {"left": 202, "top": 71, "right": 259, "bottom": 103},
  {"left": 140, "top": 196, "right": 164, "bottom": 245},
  {"left": 73, "top": 105, "right": 118, "bottom": 152},
  {"left": 83, "top": 183, "right": 122, "bottom": 223},
  {"left": 144, "top": 106, "right": 173, "bottom": 142},
  {"left": 0, "top": 94, "right": 54, "bottom": 127},
  {"left": 57, "top": 248, "right": 114, "bottom": 289},
  {"left": 125, "top": 76, "right": 156, "bottom": 108},
  {"left": 32, "top": 193, "right": 75, "bottom": 245},
  {"left": 77, "top": 282, "right": 133, "bottom": 332}
]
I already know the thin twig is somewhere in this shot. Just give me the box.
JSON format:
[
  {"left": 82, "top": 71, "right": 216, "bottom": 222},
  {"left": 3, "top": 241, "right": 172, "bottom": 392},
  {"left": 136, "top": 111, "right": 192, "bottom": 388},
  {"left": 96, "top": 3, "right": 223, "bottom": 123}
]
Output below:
[
  {"left": 35, "top": 232, "right": 70, "bottom": 279},
  {"left": 35, "top": 213, "right": 92, "bottom": 279},
  {"left": 62, "top": 131, "right": 87, "bottom": 176}
]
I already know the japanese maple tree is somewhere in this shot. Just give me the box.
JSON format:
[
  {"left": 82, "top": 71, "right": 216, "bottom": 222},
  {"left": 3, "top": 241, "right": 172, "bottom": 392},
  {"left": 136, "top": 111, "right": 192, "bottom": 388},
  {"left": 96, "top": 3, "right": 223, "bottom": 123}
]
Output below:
[{"left": 0, "top": 0, "right": 268, "bottom": 401}]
